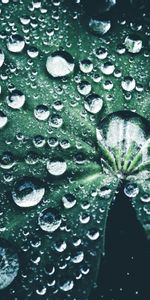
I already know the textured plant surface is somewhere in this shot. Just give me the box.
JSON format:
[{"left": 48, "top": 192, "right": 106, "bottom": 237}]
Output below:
[{"left": 0, "top": 0, "right": 149, "bottom": 299}]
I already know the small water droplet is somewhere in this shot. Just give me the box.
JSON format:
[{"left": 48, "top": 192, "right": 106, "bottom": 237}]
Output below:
[
  {"left": 79, "top": 59, "right": 93, "bottom": 73},
  {"left": 62, "top": 193, "right": 76, "bottom": 209},
  {"left": 7, "top": 90, "right": 25, "bottom": 109},
  {"left": 46, "top": 50, "right": 74, "bottom": 78},
  {"left": 124, "top": 183, "right": 139, "bottom": 198},
  {"left": 34, "top": 104, "right": 50, "bottom": 121},
  {"left": 89, "top": 18, "right": 111, "bottom": 35},
  {"left": 59, "top": 279, "right": 74, "bottom": 292},
  {"left": 77, "top": 80, "right": 91, "bottom": 95},
  {"left": 7, "top": 34, "right": 25, "bottom": 53},
  {"left": 38, "top": 207, "right": 61, "bottom": 233},
  {"left": 47, "top": 159, "right": 67, "bottom": 176},
  {"left": 0, "top": 111, "right": 8, "bottom": 129},
  {"left": 121, "top": 76, "right": 136, "bottom": 92},
  {"left": 84, "top": 93, "right": 103, "bottom": 114},
  {"left": 124, "top": 34, "right": 142, "bottom": 53}
]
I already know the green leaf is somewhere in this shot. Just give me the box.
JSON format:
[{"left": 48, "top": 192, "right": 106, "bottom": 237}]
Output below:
[{"left": 0, "top": 0, "right": 149, "bottom": 299}]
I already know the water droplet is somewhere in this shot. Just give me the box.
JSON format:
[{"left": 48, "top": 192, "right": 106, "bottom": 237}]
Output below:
[
  {"left": 89, "top": 18, "right": 111, "bottom": 35},
  {"left": 79, "top": 59, "right": 93, "bottom": 73},
  {"left": 124, "top": 183, "right": 139, "bottom": 198},
  {"left": 46, "top": 50, "right": 74, "bottom": 78},
  {"left": 0, "top": 49, "right": 5, "bottom": 67},
  {"left": 47, "top": 159, "right": 67, "bottom": 176},
  {"left": 87, "top": 228, "right": 100, "bottom": 240},
  {"left": 95, "top": 47, "right": 108, "bottom": 59},
  {"left": 59, "top": 279, "right": 74, "bottom": 292},
  {"left": 71, "top": 251, "right": 84, "bottom": 263},
  {"left": 140, "top": 193, "right": 150, "bottom": 203},
  {"left": 0, "top": 152, "right": 15, "bottom": 169},
  {"left": 7, "top": 90, "right": 25, "bottom": 109},
  {"left": 77, "top": 80, "right": 91, "bottom": 96},
  {"left": 124, "top": 34, "right": 142, "bottom": 53},
  {"left": 62, "top": 193, "right": 76, "bottom": 209},
  {"left": 34, "top": 104, "right": 50, "bottom": 121},
  {"left": 121, "top": 76, "right": 136, "bottom": 92},
  {"left": 101, "top": 61, "right": 115, "bottom": 75},
  {"left": 0, "top": 239, "right": 19, "bottom": 290},
  {"left": 38, "top": 208, "right": 61, "bottom": 233},
  {"left": 7, "top": 34, "right": 25, "bottom": 53},
  {"left": 49, "top": 114, "right": 63, "bottom": 128},
  {"left": 84, "top": 93, "right": 103, "bottom": 114},
  {"left": 54, "top": 240, "right": 67, "bottom": 252},
  {"left": 12, "top": 177, "right": 45, "bottom": 207},
  {"left": 0, "top": 111, "right": 8, "bottom": 129},
  {"left": 27, "top": 46, "right": 39, "bottom": 58}
]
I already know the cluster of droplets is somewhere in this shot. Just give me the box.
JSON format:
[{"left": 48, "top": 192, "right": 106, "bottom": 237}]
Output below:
[{"left": 0, "top": 0, "right": 149, "bottom": 298}]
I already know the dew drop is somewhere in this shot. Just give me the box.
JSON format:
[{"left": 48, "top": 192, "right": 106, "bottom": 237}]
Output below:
[
  {"left": 71, "top": 251, "right": 84, "bottom": 263},
  {"left": 59, "top": 279, "right": 74, "bottom": 292},
  {"left": 77, "top": 80, "right": 91, "bottom": 96},
  {"left": 124, "top": 34, "right": 142, "bottom": 53},
  {"left": 87, "top": 228, "right": 100, "bottom": 240},
  {"left": 47, "top": 159, "right": 67, "bottom": 176},
  {"left": 89, "top": 18, "right": 111, "bottom": 35},
  {"left": 54, "top": 240, "right": 67, "bottom": 252},
  {"left": 62, "top": 193, "right": 76, "bottom": 209},
  {"left": 101, "top": 61, "right": 115, "bottom": 75},
  {"left": 0, "top": 111, "right": 8, "bottom": 129},
  {"left": 27, "top": 46, "right": 39, "bottom": 58},
  {"left": 46, "top": 50, "right": 74, "bottom": 78},
  {"left": 121, "top": 76, "right": 136, "bottom": 92},
  {"left": 12, "top": 177, "right": 45, "bottom": 207},
  {"left": 140, "top": 193, "right": 150, "bottom": 203},
  {"left": 79, "top": 59, "right": 93, "bottom": 73},
  {"left": 124, "top": 183, "right": 139, "bottom": 198},
  {"left": 34, "top": 105, "right": 50, "bottom": 121},
  {"left": 49, "top": 114, "right": 63, "bottom": 128},
  {"left": 84, "top": 93, "right": 103, "bottom": 114},
  {"left": 7, "top": 90, "right": 25, "bottom": 109},
  {"left": 7, "top": 34, "right": 25, "bottom": 53},
  {"left": 38, "top": 207, "right": 61, "bottom": 233},
  {"left": 95, "top": 47, "right": 108, "bottom": 59}
]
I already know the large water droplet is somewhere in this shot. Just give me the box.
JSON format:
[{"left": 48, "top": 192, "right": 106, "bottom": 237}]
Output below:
[
  {"left": 84, "top": 93, "right": 103, "bottom": 114},
  {"left": 7, "top": 34, "right": 25, "bottom": 53},
  {"left": 47, "top": 159, "right": 67, "bottom": 176},
  {"left": 38, "top": 207, "right": 61, "bottom": 233},
  {"left": 12, "top": 177, "right": 45, "bottom": 207},
  {"left": 0, "top": 239, "right": 19, "bottom": 290},
  {"left": 46, "top": 50, "right": 74, "bottom": 78}
]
